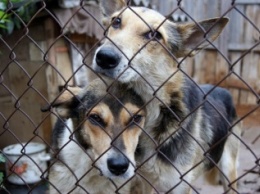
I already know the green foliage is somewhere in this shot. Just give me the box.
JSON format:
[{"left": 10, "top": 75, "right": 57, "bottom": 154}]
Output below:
[
  {"left": 0, "top": 0, "right": 38, "bottom": 35},
  {"left": 0, "top": 172, "right": 4, "bottom": 188},
  {"left": 0, "top": 153, "right": 5, "bottom": 188},
  {"left": 0, "top": 154, "right": 5, "bottom": 163}
]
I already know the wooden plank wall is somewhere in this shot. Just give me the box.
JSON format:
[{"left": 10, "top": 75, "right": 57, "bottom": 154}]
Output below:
[
  {"left": 227, "top": 2, "right": 260, "bottom": 105},
  {"left": 0, "top": 26, "right": 51, "bottom": 148},
  {"left": 0, "top": 17, "right": 74, "bottom": 149}
]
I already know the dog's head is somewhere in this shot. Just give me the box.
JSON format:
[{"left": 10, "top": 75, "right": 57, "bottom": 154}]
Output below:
[
  {"left": 47, "top": 79, "right": 146, "bottom": 179},
  {"left": 93, "top": 0, "right": 228, "bottom": 84}
]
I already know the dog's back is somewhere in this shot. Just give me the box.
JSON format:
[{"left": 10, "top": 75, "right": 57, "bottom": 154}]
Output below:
[{"left": 201, "top": 84, "right": 237, "bottom": 121}]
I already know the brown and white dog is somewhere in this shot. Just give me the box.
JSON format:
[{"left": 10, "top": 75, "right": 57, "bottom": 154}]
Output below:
[
  {"left": 45, "top": 79, "right": 146, "bottom": 193},
  {"left": 91, "top": 0, "right": 241, "bottom": 193}
]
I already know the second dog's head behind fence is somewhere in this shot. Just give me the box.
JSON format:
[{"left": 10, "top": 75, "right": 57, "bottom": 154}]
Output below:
[{"left": 47, "top": 79, "right": 146, "bottom": 181}]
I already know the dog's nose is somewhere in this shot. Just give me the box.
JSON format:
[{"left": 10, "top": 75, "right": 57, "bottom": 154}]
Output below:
[
  {"left": 96, "top": 48, "right": 121, "bottom": 69},
  {"left": 107, "top": 155, "right": 129, "bottom": 176}
]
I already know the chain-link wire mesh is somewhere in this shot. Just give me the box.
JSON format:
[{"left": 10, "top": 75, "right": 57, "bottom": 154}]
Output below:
[{"left": 0, "top": 0, "right": 260, "bottom": 193}]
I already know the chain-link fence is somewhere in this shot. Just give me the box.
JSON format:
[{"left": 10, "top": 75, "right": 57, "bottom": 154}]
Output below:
[{"left": 0, "top": 0, "right": 260, "bottom": 193}]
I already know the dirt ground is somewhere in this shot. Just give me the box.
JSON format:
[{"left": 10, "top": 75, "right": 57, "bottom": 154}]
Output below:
[{"left": 194, "top": 106, "right": 260, "bottom": 194}]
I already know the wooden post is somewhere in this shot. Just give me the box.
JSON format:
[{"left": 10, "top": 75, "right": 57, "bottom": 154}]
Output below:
[
  {"left": 43, "top": 18, "right": 59, "bottom": 142},
  {"left": 215, "top": 0, "right": 230, "bottom": 86}
]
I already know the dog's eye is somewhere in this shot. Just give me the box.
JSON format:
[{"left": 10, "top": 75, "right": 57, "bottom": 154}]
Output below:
[
  {"left": 131, "top": 115, "right": 143, "bottom": 124},
  {"left": 88, "top": 114, "right": 105, "bottom": 127},
  {"left": 144, "top": 30, "right": 162, "bottom": 40},
  {"left": 111, "top": 17, "right": 121, "bottom": 29}
]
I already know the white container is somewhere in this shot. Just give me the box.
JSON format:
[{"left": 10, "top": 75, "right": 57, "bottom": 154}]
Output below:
[{"left": 3, "top": 142, "right": 51, "bottom": 185}]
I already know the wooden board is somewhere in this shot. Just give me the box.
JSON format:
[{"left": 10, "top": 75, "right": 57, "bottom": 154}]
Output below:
[
  {"left": 55, "top": 39, "right": 74, "bottom": 86},
  {"left": 193, "top": 51, "right": 206, "bottom": 83},
  {"left": 0, "top": 60, "right": 51, "bottom": 148},
  {"left": 229, "top": 52, "right": 242, "bottom": 104},
  {"left": 203, "top": 50, "right": 218, "bottom": 84},
  {"left": 246, "top": 53, "right": 259, "bottom": 104},
  {"left": 229, "top": 5, "right": 244, "bottom": 45}
]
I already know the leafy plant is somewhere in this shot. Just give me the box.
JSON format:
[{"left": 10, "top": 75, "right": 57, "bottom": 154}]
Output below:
[
  {"left": 0, "top": 0, "right": 38, "bottom": 35},
  {"left": 0, "top": 153, "right": 5, "bottom": 188}
]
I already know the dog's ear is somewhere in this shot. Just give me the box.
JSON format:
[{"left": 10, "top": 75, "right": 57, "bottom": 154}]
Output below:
[
  {"left": 168, "top": 17, "right": 229, "bottom": 57},
  {"left": 99, "top": 0, "right": 126, "bottom": 17},
  {"left": 41, "top": 87, "right": 83, "bottom": 119}
]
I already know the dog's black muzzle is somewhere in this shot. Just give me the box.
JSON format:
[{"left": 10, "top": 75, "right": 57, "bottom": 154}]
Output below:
[
  {"left": 96, "top": 47, "right": 121, "bottom": 69},
  {"left": 107, "top": 153, "right": 129, "bottom": 176}
]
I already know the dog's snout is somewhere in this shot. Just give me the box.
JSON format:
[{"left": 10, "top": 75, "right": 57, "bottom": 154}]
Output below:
[
  {"left": 107, "top": 155, "right": 129, "bottom": 176},
  {"left": 96, "top": 48, "right": 121, "bottom": 69}
]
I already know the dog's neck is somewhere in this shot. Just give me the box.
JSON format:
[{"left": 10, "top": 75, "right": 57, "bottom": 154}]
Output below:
[
  {"left": 129, "top": 72, "right": 185, "bottom": 129},
  {"left": 131, "top": 69, "right": 184, "bottom": 101}
]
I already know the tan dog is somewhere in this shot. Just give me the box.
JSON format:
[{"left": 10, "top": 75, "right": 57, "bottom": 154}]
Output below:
[
  {"left": 45, "top": 79, "right": 146, "bottom": 193},
  {"left": 92, "top": 1, "right": 241, "bottom": 193}
]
